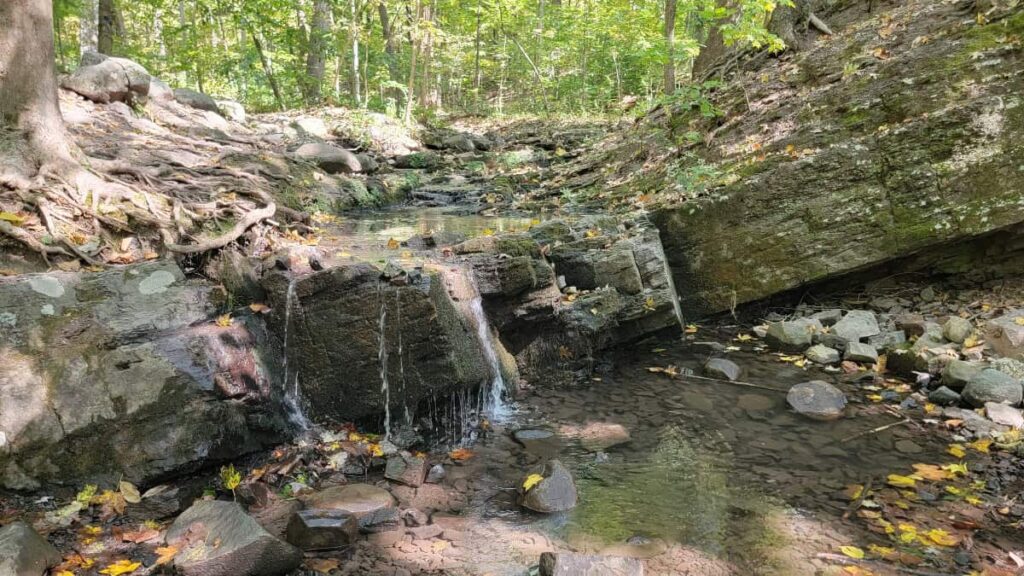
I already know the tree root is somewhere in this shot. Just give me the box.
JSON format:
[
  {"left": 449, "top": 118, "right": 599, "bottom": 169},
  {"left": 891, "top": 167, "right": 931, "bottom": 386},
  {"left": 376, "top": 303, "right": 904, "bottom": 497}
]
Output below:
[
  {"left": 165, "top": 202, "right": 276, "bottom": 254},
  {"left": 0, "top": 219, "right": 69, "bottom": 261}
]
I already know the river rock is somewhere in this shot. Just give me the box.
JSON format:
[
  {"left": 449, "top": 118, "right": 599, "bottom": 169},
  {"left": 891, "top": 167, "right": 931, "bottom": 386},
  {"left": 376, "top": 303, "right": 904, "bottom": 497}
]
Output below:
[
  {"left": 61, "top": 53, "right": 150, "bottom": 104},
  {"left": 962, "top": 369, "right": 1023, "bottom": 408},
  {"left": 394, "top": 151, "right": 442, "bottom": 169},
  {"left": 216, "top": 100, "right": 246, "bottom": 123},
  {"left": 539, "top": 552, "right": 644, "bottom": 576},
  {"left": 166, "top": 500, "right": 301, "bottom": 576},
  {"left": 986, "top": 310, "right": 1024, "bottom": 360},
  {"left": 844, "top": 341, "right": 879, "bottom": 364},
  {"left": 786, "top": 381, "right": 847, "bottom": 421},
  {"left": 263, "top": 264, "right": 488, "bottom": 422},
  {"left": 703, "top": 358, "right": 741, "bottom": 381},
  {"left": 0, "top": 262, "right": 288, "bottom": 490},
  {"left": 292, "top": 117, "right": 330, "bottom": 139},
  {"left": 301, "top": 484, "right": 398, "bottom": 530},
  {"left": 292, "top": 142, "right": 363, "bottom": 174},
  {"left": 520, "top": 460, "right": 578, "bottom": 513},
  {"left": 810, "top": 309, "right": 843, "bottom": 326},
  {"left": 173, "top": 88, "right": 221, "bottom": 113},
  {"left": 928, "top": 386, "right": 962, "bottom": 406},
  {"left": 943, "top": 317, "right": 974, "bottom": 344},
  {"left": 831, "top": 311, "right": 880, "bottom": 344},
  {"left": 942, "top": 360, "right": 985, "bottom": 390},
  {"left": 985, "top": 402, "right": 1024, "bottom": 429},
  {"left": 559, "top": 422, "right": 631, "bottom": 451},
  {"left": 285, "top": 509, "right": 358, "bottom": 551},
  {"left": 896, "top": 314, "right": 929, "bottom": 337},
  {"left": 805, "top": 344, "right": 840, "bottom": 365},
  {"left": 442, "top": 134, "right": 476, "bottom": 152},
  {"left": 0, "top": 521, "right": 61, "bottom": 576},
  {"left": 765, "top": 318, "right": 822, "bottom": 353},
  {"left": 992, "top": 358, "right": 1024, "bottom": 380},
  {"left": 385, "top": 452, "right": 429, "bottom": 487},
  {"left": 426, "top": 464, "right": 446, "bottom": 484},
  {"left": 868, "top": 330, "right": 907, "bottom": 351}
]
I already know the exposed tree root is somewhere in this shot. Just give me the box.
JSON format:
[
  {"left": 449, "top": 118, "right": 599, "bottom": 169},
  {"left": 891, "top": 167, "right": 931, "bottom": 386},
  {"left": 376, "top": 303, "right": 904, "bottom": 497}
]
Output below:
[{"left": 165, "top": 202, "right": 276, "bottom": 254}]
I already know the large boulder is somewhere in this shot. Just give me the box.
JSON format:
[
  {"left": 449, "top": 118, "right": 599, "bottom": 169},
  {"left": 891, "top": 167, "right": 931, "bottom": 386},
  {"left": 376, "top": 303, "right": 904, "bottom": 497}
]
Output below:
[
  {"left": 0, "top": 261, "right": 289, "bottom": 490},
  {"left": 60, "top": 52, "right": 150, "bottom": 104},
  {"left": 962, "top": 369, "right": 1023, "bottom": 408},
  {"left": 216, "top": 100, "right": 246, "bottom": 123},
  {"left": 292, "top": 142, "right": 363, "bottom": 174},
  {"left": 649, "top": 6, "right": 1024, "bottom": 316},
  {"left": 0, "top": 522, "right": 61, "bottom": 576},
  {"left": 166, "top": 500, "right": 301, "bottom": 576},
  {"left": 173, "top": 88, "right": 221, "bottom": 113},
  {"left": 262, "top": 264, "right": 489, "bottom": 422}
]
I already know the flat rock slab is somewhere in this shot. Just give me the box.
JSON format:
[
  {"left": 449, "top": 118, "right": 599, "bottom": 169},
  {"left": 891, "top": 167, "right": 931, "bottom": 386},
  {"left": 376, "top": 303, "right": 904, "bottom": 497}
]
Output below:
[
  {"left": 285, "top": 509, "right": 358, "bottom": 551},
  {"left": 805, "top": 344, "right": 840, "bottom": 365},
  {"left": 539, "top": 552, "right": 644, "bottom": 576},
  {"left": 301, "top": 484, "right": 398, "bottom": 530},
  {"left": 985, "top": 402, "right": 1024, "bottom": 429},
  {"left": 166, "top": 500, "right": 301, "bottom": 576},
  {"left": 385, "top": 452, "right": 429, "bottom": 487}
]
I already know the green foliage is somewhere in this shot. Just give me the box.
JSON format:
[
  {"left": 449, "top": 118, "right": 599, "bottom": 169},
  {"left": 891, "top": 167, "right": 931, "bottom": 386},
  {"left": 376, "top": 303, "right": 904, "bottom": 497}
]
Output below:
[
  {"left": 219, "top": 464, "right": 242, "bottom": 494},
  {"left": 51, "top": 0, "right": 790, "bottom": 115}
]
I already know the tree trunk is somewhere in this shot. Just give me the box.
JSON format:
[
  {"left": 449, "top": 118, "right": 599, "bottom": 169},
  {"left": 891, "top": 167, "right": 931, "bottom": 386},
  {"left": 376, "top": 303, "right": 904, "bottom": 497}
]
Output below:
[
  {"left": 0, "top": 0, "right": 77, "bottom": 176},
  {"left": 98, "top": 0, "right": 117, "bottom": 54},
  {"left": 80, "top": 0, "right": 99, "bottom": 54},
  {"left": 249, "top": 26, "right": 286, "bottom": 111},
  {"left": 304, "top": 0, "right": 331, "bottom": 104},
  {"left": 404, "top": 0, "right": 420, "bottom": 124},
  {"left": 349, "top": 0, "right": 361, "bottom": 106},
  {"left": 664, "top": 0, "right": 677, "bottom": 94}
]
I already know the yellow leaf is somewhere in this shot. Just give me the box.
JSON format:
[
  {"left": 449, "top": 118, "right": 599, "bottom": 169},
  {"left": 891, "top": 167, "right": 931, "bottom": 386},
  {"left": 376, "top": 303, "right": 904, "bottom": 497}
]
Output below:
[
  {"left": 968, "top": 438, "right": 992, "bottom": 453},
  {"left": 643, "top": 296, "right": 656, "bottom": 312},
  {"left": 736, "top": 333, "right": 753, "bottom": 342},
  {"left": 684, "top": 324, "right": 698, "bottom": 334},
  {"left": 1015, "top": 317, "right": 1024, "bottom": 326},
  {"left": 965, "top": 495, "right": 982, "bottom": 505},
  {"left": 942, "top": 460, "right": 968, "bottom": 475},
  {"left": 584, "top": 228, "right": 600, "bottom": 238},
  {"left": 0, "top": 211, "right": 25, "bottom": 225},
  {"left": 839, "top": 546, "right": 865, "bottom": 559},
  {"left": 868, "top": 544, "right": 897, "bottom": 559},
  {"left": 214, "top": 314, "right": 233, "bottom": 327},
  {"left": 386, "top": 237, "right": 400, "bottom": 249},
  {"left": 523, "top": 473, "right": 545, "bottom": 491},
  {"left": 911, "top": 464, "right": 950, "bottom": 481},
  {"left": 886, "top": 474, "right": 916, "bottom": 488},
  {"left": 100, "top": 560, "right": 142, "bottom": 576},
  {"left": 305, "top": 558, "right": 340, "bottom": 573},
  {"left": 948, "top": 444, "right": 966, "bottom": 458},
  {"left": 249, "top": 303, "right": 271, "bottom": 314},
  {"left": 555, "top": 147, "right": 567, "bottom": 157},
  {"left": 925, "top": 528, "right": 959, "bottom": 547},
  {"left": 54, "top": 572, "right": 75, "bottom": 576},
  {"left": 945, "top": 485, "right": 963, "bottom": 496},
  {"left": 220, "top": 464, "right": 241, "bottom": 491},
  {"left": 369, "top": 443, "right": 384, "bottom": 457},
  {"left": 482, "top": 228, "right": 495, "bottom": 237},
  {"left": 844, "top": 484, "right": 864, "bottom": 500},
  {"left": 119, "top": 481, "right": 141, "bottom": 504}
]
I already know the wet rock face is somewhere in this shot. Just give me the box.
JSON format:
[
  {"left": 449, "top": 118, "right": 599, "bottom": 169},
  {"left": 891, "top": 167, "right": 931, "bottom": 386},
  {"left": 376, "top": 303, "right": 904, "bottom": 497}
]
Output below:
[
  {"left": 263, "top": 263, "right": 488, "bottom": 422},
  {"left": 0, "top": 521, "right": 61, "bottom": 576},
  {"left": 166, "top": 500, "right": 301, "bottom": 576},
  {"left": 0, "top": 261, "right": 289, "bottom": 490}
]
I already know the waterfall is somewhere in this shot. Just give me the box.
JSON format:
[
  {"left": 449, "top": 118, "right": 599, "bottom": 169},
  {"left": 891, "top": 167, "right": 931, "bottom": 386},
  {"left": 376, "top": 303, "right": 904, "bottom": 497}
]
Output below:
[
  {"left": 280, "top": 277, "right": 310, "bottom": 431},
  {"left": 377, "top": 283, "right": 392, "bottom": 441},
  {"left": 467, "top": 279, "right": 510, "bottom": 422}
]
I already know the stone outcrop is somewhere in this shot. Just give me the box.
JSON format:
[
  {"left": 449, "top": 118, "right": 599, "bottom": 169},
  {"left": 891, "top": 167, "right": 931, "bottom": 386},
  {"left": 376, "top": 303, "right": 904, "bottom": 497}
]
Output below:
[
  {"left": 0, "top": 261, "right": 289, "bottom": 490},
  {"left": 262, "top": 263, "right": 488, "bottom": 422},
  {"left": 60, "top": 52, "right": 151, "bottom": 104},
  {"left": 0, "top": 522, "right": 61, "bottom": 576}
]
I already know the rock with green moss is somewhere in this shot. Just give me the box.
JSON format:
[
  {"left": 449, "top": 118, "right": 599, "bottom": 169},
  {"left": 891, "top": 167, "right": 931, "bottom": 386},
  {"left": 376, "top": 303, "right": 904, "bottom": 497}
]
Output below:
[{"left": 0, "top": 261, "right": 289, "bottom": 490}]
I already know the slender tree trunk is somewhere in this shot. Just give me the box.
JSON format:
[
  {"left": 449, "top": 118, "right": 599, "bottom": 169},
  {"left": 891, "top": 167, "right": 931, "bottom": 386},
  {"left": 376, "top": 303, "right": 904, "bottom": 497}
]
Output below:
[
  {"left": 473, "top": 1, "right": 481, "bottom": 95},
  {"left": 98, "top": 0, "right": 117, "bottom": 54},
  {"left": 349, "top": 0, "right": 361, "bottom": 105},
  {"left": 0, "top": 0, "right": 78, "bottom": 179},
  {"left": 403, "top": 0, "right": 420, "bottom": 124},
  {"left": 304, "top": 0, "right": 331, "bottom": 104},
  {"left": 664, "top": 0, "right": 677, "bottom": 94},
  {"left": 249, "top": 26, "right": 286, "bottom": 111},
  {"left": 80, "top": 0, "right": 99, "bottom": 55}
]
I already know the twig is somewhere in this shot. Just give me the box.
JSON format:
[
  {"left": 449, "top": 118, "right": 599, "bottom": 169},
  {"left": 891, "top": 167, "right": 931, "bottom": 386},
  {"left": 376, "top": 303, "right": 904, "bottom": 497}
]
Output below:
[
  {"left": 839, "top": 418, "right": 911, "bottom": 444},
  {"left": 843, "top": 476, "right": 873, "bottom": 520},
  {"left": 679, "top": 372, "right": 788, "bottom": 393},
  {"left": 165, "top": 202, "right": 276, "bottom": 254}
]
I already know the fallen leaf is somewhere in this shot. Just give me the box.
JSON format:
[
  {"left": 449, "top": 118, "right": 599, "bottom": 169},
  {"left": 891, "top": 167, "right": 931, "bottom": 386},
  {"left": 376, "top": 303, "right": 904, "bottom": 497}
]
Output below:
[
  {"left": 840, "top": 545, "right": 865, "bottom": 559},
  {"left": 214, "top": 314, "right": 233, "bottom": 327},
  {"left": 120, "top": 527, "right": 159, "bottom": 543},
  {"left": 968, "top": 438, "right": 992, "bottom": 453},
  {"left": 119, "top": 481, "right": 141, "bottom": 504},
  {"left": 925, "top": 528, "right": 959, "bottom": 547},
  {"left": 948, "top": 444, "right": 967, "bottom": 458},
  {"left": 684, "top": 324, "right": 698, "bottom": 334},
  {"left": 305, "top": 558, "right": 340, "bottom": 573},
  {"left": 386, "top": 237, "right": 400, "bottom": 249},
  {"left": 887, "top": 474, "right": 916, "bottom": 488},
  {"left": 99, "top": 560, "right": 141, "bottom": 576},
  {"left": 0, "top": 211, "right": 25, "bottom": 225},
  {"left": 523, "top": 473, "right": 544, "bottom": 491},
  {"left": 154, "top": 546, "right": 178, "bottom": 566},
  {"left": 249, "top": 303, "right": 271, "bottom": 314},
  {"left": 912, "top": 463, "right": 950, "bottom": 481},
  {"left": 449, "top": 448, "right": 475, "bottom": 461}
]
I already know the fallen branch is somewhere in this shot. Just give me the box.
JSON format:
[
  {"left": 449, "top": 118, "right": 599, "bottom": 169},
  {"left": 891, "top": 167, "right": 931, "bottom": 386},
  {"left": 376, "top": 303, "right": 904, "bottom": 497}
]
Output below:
[
  {"left": 809, "top": 12, "right": 834, "bottom": 35},
  {"left": 165, "top": 202, "right": 276, "bottom": 254},
  {"left": 839, "top": 418, "right": 911, "bottom": 444}
]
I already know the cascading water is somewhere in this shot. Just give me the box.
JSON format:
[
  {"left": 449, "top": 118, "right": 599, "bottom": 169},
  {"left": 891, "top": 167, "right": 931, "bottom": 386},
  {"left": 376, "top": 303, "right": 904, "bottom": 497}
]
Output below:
[
  {"left": 377, "top": 283, "right": 392, "bottom": 441},
  {"left": 280, "top": 277, "right": 311, "bottom": 431},
  {"left": 465, "top": 274, "right": 510, "bottom": 422}
]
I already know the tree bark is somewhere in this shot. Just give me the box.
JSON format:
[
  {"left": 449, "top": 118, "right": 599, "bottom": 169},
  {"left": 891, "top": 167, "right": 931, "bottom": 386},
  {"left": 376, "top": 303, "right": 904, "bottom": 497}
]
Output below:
[
  {"left": 304, "top": 0, "right": 331, "bottom": 104},
  {"left": 80, "top": 0, "right": 99, "bottom": 54},
  {"left": 664, "top": 0, "right": 677, "bottom": 94},
  {"left": 248, "top": 25, "right": 286, "bottom": 111},
  {"left": 404, "top": 0, "right": 420, "bottom": 124},
  {"left": 98, "top": 0, "right": 118, "bottom": 54},
  {"left": 0, "top": 0, "right": 78, "bottom": 177},
  {"left": 349, "top": 0, "right": 362, "bottom": 106}
]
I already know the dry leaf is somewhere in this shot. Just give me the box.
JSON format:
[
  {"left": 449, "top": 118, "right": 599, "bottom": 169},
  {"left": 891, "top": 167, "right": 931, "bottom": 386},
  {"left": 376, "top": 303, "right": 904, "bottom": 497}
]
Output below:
[
  {"left": 249, "top": 303, "right": 271, "bottom": 314},
  {"left": 214, "top": 314, "right": 233, "bottom": 327},
  {"left": 99, "top": 560, "right": 141, "bottom": 576},
  {"left": 155, "top": 546, "right": 178, "bottom": 566},
  {"left": 886, "top": 474, "right": 916, "bottom": 488},
  {"left": 119, "top": 481, "right": 141, "bottom": 504},
  {"left": 305, "top": 558, "right": 340, "bottom": 573},
  {"left": 522, "top": 473, "right": 544, "bottom": 491},
  {"left": 449, "top": 448, "right": 475, "bottom": 461},
  {"left": 840, "top": 546, "right": 865, "bottom": 559},
  {"left": 120, "top": 527, "right": 159, "bottom": 543}
]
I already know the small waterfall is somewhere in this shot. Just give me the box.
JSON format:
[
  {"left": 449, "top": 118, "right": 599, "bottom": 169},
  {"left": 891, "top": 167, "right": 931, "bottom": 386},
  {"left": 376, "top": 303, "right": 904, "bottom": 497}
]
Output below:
[
  {"left": 377, "top": 283, "right": 392, "bottom": 441},
  {"left": 467, "top": 279, "right": 510, "bottom": 422},
  {"left": 280, "top": 277, "right": 310, "bottom": 431}
]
